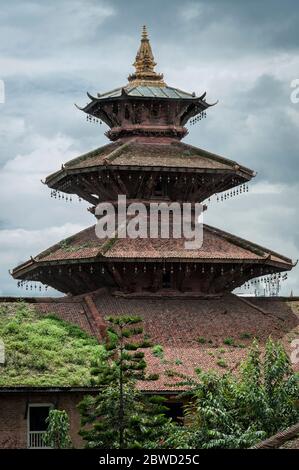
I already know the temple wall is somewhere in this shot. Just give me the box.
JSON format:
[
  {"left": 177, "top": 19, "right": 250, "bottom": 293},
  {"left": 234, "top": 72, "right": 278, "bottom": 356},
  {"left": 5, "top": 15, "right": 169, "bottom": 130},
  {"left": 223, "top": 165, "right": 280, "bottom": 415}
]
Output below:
[{"left": 0, "top": 391, "right": 89, "bottom": 449}]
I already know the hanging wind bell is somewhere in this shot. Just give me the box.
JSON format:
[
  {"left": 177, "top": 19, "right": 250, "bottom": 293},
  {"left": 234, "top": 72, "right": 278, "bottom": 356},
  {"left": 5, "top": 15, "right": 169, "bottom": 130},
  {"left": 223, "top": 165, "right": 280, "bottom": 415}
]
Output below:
[
  {"left": 215, "top": 182, "right": 250, "bottom": 204},
  {"left": 86, "top": 114, "right": 102, "bottom": 125},
  {"left": 17, "top": 279, "right": 50, "bottom": 293},
  {"left": 189, "top": 110, "right": 207, "bottom": 126},
  {"left": 239, "top": 271, "right": 288, "bottom": 297},
  {"left": 50, "top": 189, "right": 75, "bottom": 203}
]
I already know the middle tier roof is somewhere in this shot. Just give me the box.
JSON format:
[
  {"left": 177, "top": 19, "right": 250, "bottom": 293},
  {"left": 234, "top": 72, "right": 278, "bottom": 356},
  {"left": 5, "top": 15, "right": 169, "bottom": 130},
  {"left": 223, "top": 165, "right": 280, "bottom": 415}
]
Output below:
[{"left": 45, "top": 139, "right": 254, "bottom": 204}]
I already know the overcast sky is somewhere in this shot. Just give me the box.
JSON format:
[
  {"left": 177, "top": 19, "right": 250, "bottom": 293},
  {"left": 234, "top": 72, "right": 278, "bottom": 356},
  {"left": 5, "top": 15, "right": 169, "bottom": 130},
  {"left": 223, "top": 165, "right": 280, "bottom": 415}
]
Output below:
[{"left": 0, "top": 0, "right": 298, "bottom": 297}]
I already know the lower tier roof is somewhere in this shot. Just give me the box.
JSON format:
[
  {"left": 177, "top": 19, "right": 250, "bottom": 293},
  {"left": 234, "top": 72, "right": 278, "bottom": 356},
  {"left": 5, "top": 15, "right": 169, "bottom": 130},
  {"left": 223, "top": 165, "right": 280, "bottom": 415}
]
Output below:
[{"left": 12, "top": 223, "right": 293, "bottom": 273}]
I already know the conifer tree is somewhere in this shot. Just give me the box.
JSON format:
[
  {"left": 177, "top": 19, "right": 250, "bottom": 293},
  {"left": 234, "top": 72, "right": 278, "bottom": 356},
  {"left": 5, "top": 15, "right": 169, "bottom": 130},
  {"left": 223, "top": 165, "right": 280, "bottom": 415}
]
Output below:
[{"left": 78, "top": 315, "right": 169, "bottom": 448}]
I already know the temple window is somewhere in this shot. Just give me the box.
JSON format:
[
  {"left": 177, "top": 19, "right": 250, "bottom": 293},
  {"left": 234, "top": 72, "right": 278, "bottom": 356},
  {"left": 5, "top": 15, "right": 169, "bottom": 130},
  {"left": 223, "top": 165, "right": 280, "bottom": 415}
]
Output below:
[{"left": 27, "top": 404, "right": 52, "bottom": 448}]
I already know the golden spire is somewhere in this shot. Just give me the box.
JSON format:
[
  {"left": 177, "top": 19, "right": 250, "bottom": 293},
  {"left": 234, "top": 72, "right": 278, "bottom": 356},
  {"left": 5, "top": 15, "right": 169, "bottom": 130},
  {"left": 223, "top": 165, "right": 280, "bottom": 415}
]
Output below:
[{"left": 128, "top": 25, "right": 165, "bottom": 87}]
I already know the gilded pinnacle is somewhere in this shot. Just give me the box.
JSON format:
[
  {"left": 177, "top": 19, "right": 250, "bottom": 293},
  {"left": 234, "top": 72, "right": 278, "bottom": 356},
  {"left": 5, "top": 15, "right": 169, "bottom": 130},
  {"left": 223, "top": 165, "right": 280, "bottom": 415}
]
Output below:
[{"left": 127, "top": 26, "right": 165, "bottom": 87}]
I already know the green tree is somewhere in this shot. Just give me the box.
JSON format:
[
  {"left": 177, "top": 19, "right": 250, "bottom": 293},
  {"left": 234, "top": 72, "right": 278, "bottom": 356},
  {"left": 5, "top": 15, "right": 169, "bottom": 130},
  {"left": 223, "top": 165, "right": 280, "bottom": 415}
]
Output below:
[
  {"left": 240, "top": 337, "right": 299, "bottom": 435},
  {"left": 169, "top": 338, "right": 299, "bottom": 449},
  {"left": 43, "top": 409, "right": 72, "bottom": 448},
  {"left": 78, "top": 316, "right": 169, "bottom": 449}
]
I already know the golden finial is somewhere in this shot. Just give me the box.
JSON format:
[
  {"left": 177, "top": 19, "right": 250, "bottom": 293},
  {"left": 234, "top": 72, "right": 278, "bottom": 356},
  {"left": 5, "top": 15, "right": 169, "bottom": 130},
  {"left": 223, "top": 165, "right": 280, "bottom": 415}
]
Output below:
[
  {"left": 127, "top": 26, "right": 165, "bottom": 87},
  {"left": 141, "top": 24, "right": 148, "bottom": 39}
]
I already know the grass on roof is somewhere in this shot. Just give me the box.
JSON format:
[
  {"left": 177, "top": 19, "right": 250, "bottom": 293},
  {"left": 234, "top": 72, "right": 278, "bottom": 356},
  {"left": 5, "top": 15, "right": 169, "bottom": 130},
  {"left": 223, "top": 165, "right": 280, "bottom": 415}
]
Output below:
[{"left": 0, "top": 302, "right": 104, "bottom": 387}]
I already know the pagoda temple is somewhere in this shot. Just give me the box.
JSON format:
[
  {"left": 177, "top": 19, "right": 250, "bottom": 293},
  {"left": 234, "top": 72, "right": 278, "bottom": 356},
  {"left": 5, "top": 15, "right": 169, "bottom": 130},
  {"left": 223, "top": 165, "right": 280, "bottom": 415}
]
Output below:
[{"left": 12, "top": 26, "right": 294, "bottom": 297}]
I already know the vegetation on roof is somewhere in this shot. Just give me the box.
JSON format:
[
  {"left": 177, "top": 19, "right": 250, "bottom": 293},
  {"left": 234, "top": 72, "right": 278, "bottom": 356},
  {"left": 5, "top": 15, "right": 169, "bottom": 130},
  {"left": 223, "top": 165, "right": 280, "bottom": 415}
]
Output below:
[
  {"left": 101, "top": 236, "right": 118, "bottom": 254},
  {"left": 64, "top": 144, "right": 113, "bottom": 168},
  {"left": 0, "top": 302, "right": 103, "bottom": 387},
  {"left": 59, "top": 240, "right": 95, "bottom": 253}
]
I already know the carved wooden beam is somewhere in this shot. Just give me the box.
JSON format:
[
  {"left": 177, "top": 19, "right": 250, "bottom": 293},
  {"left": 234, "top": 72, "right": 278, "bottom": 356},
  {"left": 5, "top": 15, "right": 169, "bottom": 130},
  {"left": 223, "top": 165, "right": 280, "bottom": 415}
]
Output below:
[
  {"left": 106, "top": 265, "right": 123, "bottom": 288},
  {"left": 76, "top": 269, "right": 100, "bottom": 291},
  {"left": 144, "top": 173, "right": 157, "bottom": 198},
  {"left": 150, "top": 268, "right": 161, "bottom": 292},
  {"left": 80, "top": 176, "right": 101, "bottom": 197},
  {"left": 72, "top": 183, "right": 99, "bottom": 205},
  {"left": 135, "top": 175, "right": 146, "bottom": 198}
]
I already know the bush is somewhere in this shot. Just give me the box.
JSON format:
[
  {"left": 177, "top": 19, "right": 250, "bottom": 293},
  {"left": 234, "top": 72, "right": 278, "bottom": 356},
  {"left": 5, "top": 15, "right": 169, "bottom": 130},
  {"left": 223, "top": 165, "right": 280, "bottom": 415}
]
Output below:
[
  {"left": 223, "top": 337, "right": 234, "bottom": 346},
  {"left": 183, "top": 338, "right": 299, "bottom": 448},
  {"left": 43, "top": 410, "right": 72, "bottom": 448},
  {"left": 152, "top": 345, "right": 164, "bottom": 359}
]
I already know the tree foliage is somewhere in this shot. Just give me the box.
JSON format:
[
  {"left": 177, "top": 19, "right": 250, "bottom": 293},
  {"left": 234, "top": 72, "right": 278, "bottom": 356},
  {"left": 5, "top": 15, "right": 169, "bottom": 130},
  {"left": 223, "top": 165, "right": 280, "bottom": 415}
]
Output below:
[
  {"left": 79, "top": 325, "right": 299, "bottom": 449},
  {"left": 43, "top": 409, "right": 72, "bottom": 449},
  {"left": 78, "top": 316, "right": 169, "bottom": 449},
  {"left": 178, "top": 338, "right": 299, "bottom": 448}
]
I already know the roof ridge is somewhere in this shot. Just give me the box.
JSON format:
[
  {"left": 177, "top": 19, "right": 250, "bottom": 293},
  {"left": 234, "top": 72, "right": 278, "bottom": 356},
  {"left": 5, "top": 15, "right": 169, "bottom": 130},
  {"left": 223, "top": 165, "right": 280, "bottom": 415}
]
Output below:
[
  {"left": 177, "top": 141, "right": 254, "bottom": 175},
  {"left": 166, "top": 85, "right": 194, "bottom": 97},
  {"left": 65, "top": 142, "right": 118, "bottom": 168},
  {"left": 36, "top": 225, "right": 96, "bottom": 261},
  {"left": 105, "top": 139, "right": 136, "bottom": 164},
  {"left": 204, "top": 224, "right": 293, "bottom": 264}
]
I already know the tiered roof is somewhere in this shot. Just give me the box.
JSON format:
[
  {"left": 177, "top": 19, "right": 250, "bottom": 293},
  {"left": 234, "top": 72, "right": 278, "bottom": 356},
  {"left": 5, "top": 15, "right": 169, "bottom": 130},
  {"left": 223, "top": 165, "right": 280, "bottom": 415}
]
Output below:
[
  {"left": 11, "top": 26, "right": 294, "bottom": 296},
  {"left": 12, "top": 224, "right": 293, "bottom": 269},
  {"left": 46, "top": 140, "right": 253, "bottom": 183}
]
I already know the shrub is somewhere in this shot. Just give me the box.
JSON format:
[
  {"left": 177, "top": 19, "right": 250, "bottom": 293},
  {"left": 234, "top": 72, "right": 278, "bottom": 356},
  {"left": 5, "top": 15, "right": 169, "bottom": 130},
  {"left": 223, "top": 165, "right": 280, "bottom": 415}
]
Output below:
[
  {"left": 223, "top": 337, "right": 234, "bottom": 346},
  {"left": 198, "top": 337, "right": 206, "bottom": 344},
  {"left": 152, "top": 345, "right": 164, "bottom": 359},
  {"left": 217, "top": 359, "right": 228, "bottom": 368}
]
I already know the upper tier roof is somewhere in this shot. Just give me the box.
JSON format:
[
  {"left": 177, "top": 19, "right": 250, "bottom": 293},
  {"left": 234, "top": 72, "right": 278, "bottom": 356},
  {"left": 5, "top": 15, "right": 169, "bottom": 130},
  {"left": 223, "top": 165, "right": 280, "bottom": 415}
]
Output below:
[
  {"left": 89, "top": 84, "right": 199, "bottom": 101},
  {"left": 77, "top": 26, "right": 215, "bottom": 141},
  {"left": 81, "top": 25, "right": 206, "bottom": 108}
]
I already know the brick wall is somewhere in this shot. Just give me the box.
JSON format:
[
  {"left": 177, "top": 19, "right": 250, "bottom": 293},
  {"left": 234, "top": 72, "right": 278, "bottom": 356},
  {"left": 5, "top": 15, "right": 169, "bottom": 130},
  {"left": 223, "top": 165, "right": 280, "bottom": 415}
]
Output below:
[{"left": 0, "top": 391, "right": 91, "bottom": 449}]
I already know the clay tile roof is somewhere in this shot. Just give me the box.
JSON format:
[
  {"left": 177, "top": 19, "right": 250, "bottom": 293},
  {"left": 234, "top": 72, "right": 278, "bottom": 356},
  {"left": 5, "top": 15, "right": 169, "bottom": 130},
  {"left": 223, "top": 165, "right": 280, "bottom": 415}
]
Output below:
[
  {"left": 91, "top": 291, "right": 299, "bottom": 391},
  {"left": 1, "top": 293, "right": 298, "bottom": 391},
  {"left": 0, "top": 298, "right": 98, "bottom": 339},
  {"left": 45, "top": 140, "right": 254, "bottom": 185},
  {"left": 12, "top": 223, "right": 293, "bottom": 278},
  {"left": 252, "top": 421, "right": 299, "bottom": 449}
]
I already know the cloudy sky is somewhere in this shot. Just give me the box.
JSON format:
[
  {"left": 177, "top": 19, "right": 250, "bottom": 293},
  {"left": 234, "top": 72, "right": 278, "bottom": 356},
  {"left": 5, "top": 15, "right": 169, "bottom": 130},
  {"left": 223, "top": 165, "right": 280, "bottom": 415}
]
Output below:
[{"left": 0, "top": 0, "right": 298, "bottom": 297}]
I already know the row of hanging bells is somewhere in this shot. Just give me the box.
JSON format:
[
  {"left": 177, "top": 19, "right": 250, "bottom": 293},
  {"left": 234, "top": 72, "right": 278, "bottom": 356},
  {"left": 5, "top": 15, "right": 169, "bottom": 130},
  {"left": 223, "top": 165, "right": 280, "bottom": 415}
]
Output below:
[
  {"left": 50, "top": 190, "right": 81, "bottom": 203},
  {"left": 86, "top": 114, "right": 102, "bottom": 124},
  {"left": 216, "top": 183, "right": 249, "bottom": 203},
  {"left": 17, "top": 280, "right": 49, "bottom": 292},
  {"left": 240, "top": 272, "right": 288, "bottom": 296},
  {"left": 189, "top": 111, "right": 207, "bottom": 126}
]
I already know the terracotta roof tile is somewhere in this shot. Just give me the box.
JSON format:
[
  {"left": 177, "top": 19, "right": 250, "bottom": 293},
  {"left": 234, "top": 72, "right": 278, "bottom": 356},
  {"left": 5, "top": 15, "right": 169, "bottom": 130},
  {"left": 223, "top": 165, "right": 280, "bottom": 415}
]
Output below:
[
  {"left": 92, "top": 292, "right": 299, "bottom": 391},
  {"left": 1, "top": 294, "right": 298, "bottom": 391},
  {"left": 25, "top": 224, "right": 291, "bottom": 266},
  {"left": 47, "top": 140, "right": 253, "bottom": 175}
]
